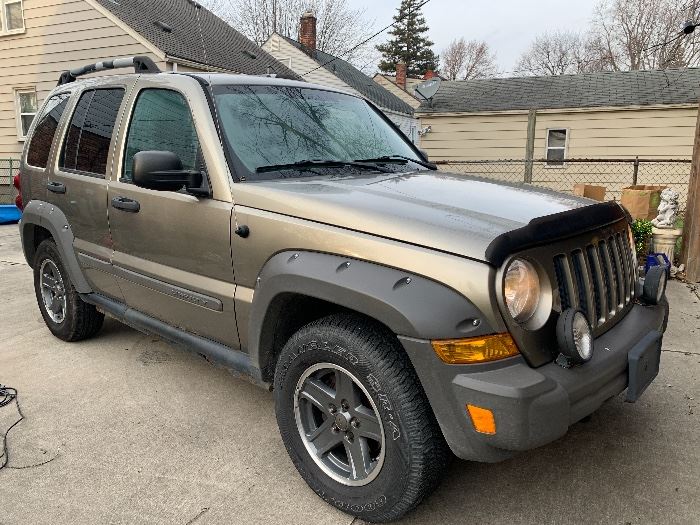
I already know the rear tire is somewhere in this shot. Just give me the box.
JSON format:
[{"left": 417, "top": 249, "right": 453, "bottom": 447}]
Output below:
[
  {"left": 33, "top": 239, "right": 104, "bottom": 342},
  {"left": 274, "top": 314, "right": 450, "bottom": 522}
]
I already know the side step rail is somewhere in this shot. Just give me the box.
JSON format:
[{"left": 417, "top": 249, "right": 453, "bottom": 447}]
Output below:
[
  {"left": 80, "top": 293, "right": 268, "bottom": 389},
  {"left": 58, "top": 56, "right": 161, "bottom": 86}
]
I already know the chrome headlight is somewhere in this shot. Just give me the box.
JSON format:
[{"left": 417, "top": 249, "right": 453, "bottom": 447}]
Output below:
[{"left": 503, "top": 258, "right": 541, "bottom": 323}]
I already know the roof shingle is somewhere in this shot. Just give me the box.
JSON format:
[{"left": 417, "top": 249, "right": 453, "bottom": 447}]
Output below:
[
  {"left": 95, "top": 0, "right": 299, "bottom": 79},
  {"left": 282, "top": 36, "right": 414, "bottom": 115},
  {"left": 417, "top": 69, "right": 700, "bottom": 113}
]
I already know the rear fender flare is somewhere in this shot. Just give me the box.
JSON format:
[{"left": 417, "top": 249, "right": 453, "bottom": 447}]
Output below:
[{"left": 19, "top": 200, "right": 92, "bottom": 293}]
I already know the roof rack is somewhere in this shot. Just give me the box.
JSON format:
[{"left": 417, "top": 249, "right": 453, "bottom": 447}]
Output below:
[{"left": 57, "top": 56, "right": 161, "bottom": 86}]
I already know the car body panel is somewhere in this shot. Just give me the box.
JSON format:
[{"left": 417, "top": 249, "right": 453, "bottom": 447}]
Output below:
[
  {"left": 106, "top": 74, "right": 239, "bottom": 348},
  {"left": 44, "top": 76, "right": 138, "bottom": 301},
  {"left": 230, "top": 171, "right": 591, "bottom": 263}
]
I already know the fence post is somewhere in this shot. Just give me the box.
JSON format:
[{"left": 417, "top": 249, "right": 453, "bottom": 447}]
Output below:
[
  {"left": 681, "top": 103, "right": 700, "bottom": 282},
  {"left": 524, "top": 109, "right": 536, "bottom": 183},
  {"left": 632, "top": 156, "right": 639, "bottom": 186}
]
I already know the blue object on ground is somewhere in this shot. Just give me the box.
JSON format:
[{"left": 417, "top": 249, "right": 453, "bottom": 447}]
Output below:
[
  {"left": 0, "top": 205, "right": 21, "bottom": 224},
  {"left": 645, "top": 253, "right": 671, "bottom": 275}
]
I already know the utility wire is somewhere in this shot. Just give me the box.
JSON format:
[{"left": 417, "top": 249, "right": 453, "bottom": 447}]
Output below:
[
  {"left": 0, "top": 384, "right": 23, "bottom": 471},
  {"left": 301, "top": 0, "right": 433, "bottom": 77}
]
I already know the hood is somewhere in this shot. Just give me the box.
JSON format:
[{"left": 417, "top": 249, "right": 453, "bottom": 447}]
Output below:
[{"left": 235, "top": 170, "right": 592, "bottom": 262}]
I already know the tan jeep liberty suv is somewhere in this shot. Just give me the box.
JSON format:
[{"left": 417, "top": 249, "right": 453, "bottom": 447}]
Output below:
[{"left": 16, "top": 57, "right": 669, "bottom": 522}]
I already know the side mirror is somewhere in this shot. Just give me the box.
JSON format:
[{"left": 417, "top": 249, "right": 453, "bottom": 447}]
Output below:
[{"left": 132, "top": 151, "right": 203, "bottom": 193}]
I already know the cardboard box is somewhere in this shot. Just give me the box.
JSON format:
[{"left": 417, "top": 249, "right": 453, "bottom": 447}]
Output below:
[
  {"left": 620, "top": 185, "right": 665, "bottom": 220},
  {"left": 573, "top": 184, "right": 606, "bottom": 201}
]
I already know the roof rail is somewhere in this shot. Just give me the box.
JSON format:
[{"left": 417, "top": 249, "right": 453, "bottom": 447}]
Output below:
[{"left": 57, "top": 56, "right": 161, "bottom": 86}]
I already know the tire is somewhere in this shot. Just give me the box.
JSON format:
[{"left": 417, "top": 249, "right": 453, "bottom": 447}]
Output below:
[
  {"left": 274, "top": 313, "right": 450, "bottom": 522},
  {"left": 33, "top": 239, "right": 104, "bottom": 342}
]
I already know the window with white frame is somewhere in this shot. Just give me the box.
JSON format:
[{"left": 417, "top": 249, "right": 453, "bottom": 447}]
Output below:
[
  {"left": 15, "top": 88, "right": 37, "bottom": 140},
  {"left": 545, "top": 128, "right": 568, "bottom": 166},
  {"left": 1, "top": 0, "right": 24, "bottom": 34}
]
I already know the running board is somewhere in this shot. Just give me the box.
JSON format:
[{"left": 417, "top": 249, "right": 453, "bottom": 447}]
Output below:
[{"left": 80, "top": 293, "right": 268, "bottom": 389}]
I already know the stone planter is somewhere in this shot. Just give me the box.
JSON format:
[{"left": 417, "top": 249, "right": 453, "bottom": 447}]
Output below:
[{"left": 651, "top": 227, "right": 683, "bottom": 263}]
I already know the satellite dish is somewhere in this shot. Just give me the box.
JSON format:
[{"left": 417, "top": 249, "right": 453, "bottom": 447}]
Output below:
[{"left": 414, "top": 77, "right": 442, "bottom": 101}]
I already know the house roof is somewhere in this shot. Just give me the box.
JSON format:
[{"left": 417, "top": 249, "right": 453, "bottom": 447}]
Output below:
[
  {"left": 94, "top": 0, "right": 299, "bottom": 79},
  {"left": 417, "top": 68, "right": 700, "bottom": 113},
  {"left": 282, "top": 36, "right": 414, "bottom": 115},
  {"left": 373, "top": 74, "right": 422, "bottom": 102}
]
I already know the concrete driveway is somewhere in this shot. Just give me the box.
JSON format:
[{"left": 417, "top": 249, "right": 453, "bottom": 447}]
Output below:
[{"left": 1, "top": 223, "right": 698, "bottom": 525}]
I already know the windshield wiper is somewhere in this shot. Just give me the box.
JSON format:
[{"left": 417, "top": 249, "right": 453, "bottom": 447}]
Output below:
[
  {"left": 256, "top": 159, "right": 391, "bottom": 174},
  {"left": 354, "top": 155, "right": 437, "bottom": 170}
]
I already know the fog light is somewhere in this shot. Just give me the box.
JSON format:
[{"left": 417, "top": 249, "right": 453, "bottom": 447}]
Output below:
[
  {"left": 466, "top": 404, "right": 496, "bottom": 434},
  {"left": 556, "top": 309, "right": 593, "bottom": 367},
  {"left": 641, "top": 265, "right": 667, "bottom": 305}
]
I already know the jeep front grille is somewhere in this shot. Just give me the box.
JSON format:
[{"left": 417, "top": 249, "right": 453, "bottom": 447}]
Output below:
[{"left": 553, "top": 229, "right": 636, "bottom": 329}]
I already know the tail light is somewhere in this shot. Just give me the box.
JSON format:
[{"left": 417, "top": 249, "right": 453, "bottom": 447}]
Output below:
[{"left": 13, "top": 172, "right": 23, "bottom": 210}]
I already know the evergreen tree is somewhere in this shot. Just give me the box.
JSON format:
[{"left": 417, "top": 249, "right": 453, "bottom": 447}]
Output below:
[{"left": 376, "top": 0, "right": 438, "bottom": 76}]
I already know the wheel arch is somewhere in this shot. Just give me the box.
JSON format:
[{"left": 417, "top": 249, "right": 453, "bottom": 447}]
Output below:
[
  {"left": 20, "top": 200, "right": 92, "bottom": 293},
  {"left": 248, "top": 251, "right": 496, "bottom": 383}
]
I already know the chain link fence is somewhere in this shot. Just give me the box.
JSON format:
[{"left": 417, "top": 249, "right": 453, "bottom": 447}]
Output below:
[
  {"left": 1, "top": 157, "right": 693, "bottom": 212},
  {"left": 434, "top": 158, "right": 692, "bottom": 212},
  {"left": 0, "top": 159, "right": 19, "bottom": 205}
]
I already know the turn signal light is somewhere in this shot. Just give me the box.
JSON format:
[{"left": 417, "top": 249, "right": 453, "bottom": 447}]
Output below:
[
  {"left": 431, "top": 334, "right": 519, "bottom": 364},
  {"left": 467, "top": 404, "right": 496, "bottom": 434}
]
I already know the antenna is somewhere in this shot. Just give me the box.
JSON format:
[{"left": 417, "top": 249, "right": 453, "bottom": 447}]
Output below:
[{"left": 414, "top": 77, "right": 441, "bottom": 104}]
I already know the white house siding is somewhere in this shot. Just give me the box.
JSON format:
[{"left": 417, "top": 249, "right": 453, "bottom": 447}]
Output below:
[
  {"left": 384, "top": 109, "right": 418, "bottom": 144},
  {"left": 263, "top": 34, "right": 351, "bottom": 92},
  {"left": 417, "top": 111, "right": 530, "bottom": 160},
  {"left": 373, "top": 74, "right": 421, "bottom": 110},
  {"left": 418, "top": 105, "right": 698, "bottom": 161},
  {"left": 0, "top": 0, "right": 168, "bottom": 159}
]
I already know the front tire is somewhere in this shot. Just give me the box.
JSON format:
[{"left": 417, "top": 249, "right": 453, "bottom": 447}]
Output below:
[
  {"left": 33, "top": 239, "right": 104, "bottom": 342},
  {"left": 274, "top": 314, "right": 449, "bottom": 522}
]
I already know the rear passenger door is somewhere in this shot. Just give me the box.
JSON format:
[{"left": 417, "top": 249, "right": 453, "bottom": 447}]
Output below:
[
  {"left": 47, "top": 84, "right": 135, "bottom": 300},
  {"left": 107, "top": 80, "right": 238, "bottom": 348}
]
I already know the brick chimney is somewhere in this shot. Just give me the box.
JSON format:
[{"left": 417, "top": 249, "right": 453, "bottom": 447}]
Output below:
[
  {"left": 396, "top": 62, "right": 407, "bottom": 90},
  {"left": 299, "top": 10, "right": 317, "bottom": 54},
  {"left": 424, "top": 69, "right": 436, "bottom": 80}
]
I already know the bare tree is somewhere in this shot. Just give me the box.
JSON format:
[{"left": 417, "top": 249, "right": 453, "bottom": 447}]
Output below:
[
  {"left": 590, "top": 0, "right": 700, "bottom": 70},
  {"left": 515, "top": 31, "right": 595, "bottom": 75},
  {"left": 441, "top": 38, "right": 498, "bottom": 80},
  {"left": 201, "top": 0, "right": 377, "bottom": 72}
]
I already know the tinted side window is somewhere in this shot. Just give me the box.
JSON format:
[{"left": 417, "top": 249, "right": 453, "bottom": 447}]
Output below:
[
  {"left": 60, "top": 88, "right": 125, "bottom": 176},
  {"left": 123, "top": 89, "right": 201, "bottom": 183},
  {"left": 26, "top": 93, "right": 71, "bottom": 168}
]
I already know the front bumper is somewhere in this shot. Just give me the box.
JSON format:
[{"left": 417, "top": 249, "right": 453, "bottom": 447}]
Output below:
[{"left": 400, "top": 298, "right": 669, "bottom": 462}]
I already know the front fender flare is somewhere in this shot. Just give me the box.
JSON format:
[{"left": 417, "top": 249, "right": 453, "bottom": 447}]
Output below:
[
  {"left": 19, "top": 200, "right": 92, "bottom": 293},
  {"left": 248, "top": 250, "right": 495, "bottom": 373}
]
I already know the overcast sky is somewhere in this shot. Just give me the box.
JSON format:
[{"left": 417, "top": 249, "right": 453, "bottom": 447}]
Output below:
[{"left": 354, "top": 0, "right": 599, "bottom": 73}]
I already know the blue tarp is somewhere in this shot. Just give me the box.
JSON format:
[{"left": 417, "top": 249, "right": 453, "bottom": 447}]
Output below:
[{"left": 0, "top": 205, "right": 21, "bottom": 224}]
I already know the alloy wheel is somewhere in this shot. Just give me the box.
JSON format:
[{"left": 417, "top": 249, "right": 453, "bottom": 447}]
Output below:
[
  {"left": 39, "top": 259, "right": 67, "bottom": 324},
  {"left": 294, "top": 362, "right": 386, "bottom": 486}
]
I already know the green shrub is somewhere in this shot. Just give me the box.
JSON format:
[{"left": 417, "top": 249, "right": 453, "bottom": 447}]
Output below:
[{"left": 631, "top": 219, "right": 653, "bottom": 255}]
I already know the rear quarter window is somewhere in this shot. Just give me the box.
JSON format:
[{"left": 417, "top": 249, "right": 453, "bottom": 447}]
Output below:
[
  {"left": 59, "top": 88, "right": 125, "bottom": 176},
  {"left": 26, "top": 92, "right": 71, "bottom": 169}
]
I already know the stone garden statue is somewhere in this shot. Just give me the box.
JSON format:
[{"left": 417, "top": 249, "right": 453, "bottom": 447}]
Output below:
[
  {"left": 651, "top": 188, "right": 679, "bottom": 228},
  {"left": 651, "top": 187, "right": 682, "bottom": 266}
]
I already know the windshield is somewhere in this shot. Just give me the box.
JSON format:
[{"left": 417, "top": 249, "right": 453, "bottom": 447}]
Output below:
[{"left": 213, "top": 85, "right": 422, "bottom": 179}]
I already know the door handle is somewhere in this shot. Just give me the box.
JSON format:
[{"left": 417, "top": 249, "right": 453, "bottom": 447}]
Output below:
[
  {"left": 111, "top": 196, "right": 140, "bottom": 213},
  {"left": 47, "top": 181, "right": 66, "bottom": 194}
]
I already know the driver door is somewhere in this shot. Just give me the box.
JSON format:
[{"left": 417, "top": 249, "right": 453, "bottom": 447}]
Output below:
[{"left": 107, "top": 81, "right": 238, "bottom": 348}]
